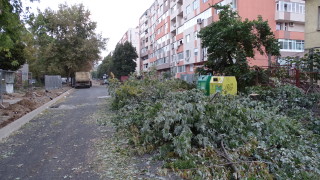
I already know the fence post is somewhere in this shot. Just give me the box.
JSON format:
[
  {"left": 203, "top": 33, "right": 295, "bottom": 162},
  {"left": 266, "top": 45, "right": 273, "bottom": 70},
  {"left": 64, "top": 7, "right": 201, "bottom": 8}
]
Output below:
[
  {"left": 295, "top": 68, "right": 300, "bottom": 87},
  {"left": 309, "top": 48, "right": 314, "bottom": 92}
]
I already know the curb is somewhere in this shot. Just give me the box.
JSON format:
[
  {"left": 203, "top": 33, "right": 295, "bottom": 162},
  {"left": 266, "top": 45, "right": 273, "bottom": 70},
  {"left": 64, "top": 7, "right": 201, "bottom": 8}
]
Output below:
[{"left": 0, "top": 88, "right": 75, "bottom": 141}]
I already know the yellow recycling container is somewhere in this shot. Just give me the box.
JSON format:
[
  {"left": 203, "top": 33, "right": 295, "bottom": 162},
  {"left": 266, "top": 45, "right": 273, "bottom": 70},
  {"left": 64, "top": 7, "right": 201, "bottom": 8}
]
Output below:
[{"left": 209, "top": 76, "right": 237, "bottom": 95}]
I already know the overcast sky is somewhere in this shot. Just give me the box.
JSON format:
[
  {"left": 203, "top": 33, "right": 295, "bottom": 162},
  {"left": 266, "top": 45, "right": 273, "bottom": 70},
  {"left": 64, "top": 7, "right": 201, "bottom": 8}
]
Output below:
[{"left": 23, "top": 0, "right": 154, "bottom": 58}]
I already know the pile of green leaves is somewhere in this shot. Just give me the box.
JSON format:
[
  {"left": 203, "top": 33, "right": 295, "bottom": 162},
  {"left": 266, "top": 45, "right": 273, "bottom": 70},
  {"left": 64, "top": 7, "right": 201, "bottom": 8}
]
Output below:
[
  {"left": 108, "top": 75, "right": 320, "bottom": 179},
  {"left": 247, "top": 85, "right": 320, "bottom": 134}
]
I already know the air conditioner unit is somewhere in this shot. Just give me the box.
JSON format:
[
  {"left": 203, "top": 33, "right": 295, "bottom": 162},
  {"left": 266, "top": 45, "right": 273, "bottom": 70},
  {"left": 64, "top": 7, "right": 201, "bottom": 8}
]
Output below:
[
  {"left": 173, "top": 24, "right": 176, "bottom": 27},
  {"left": 289, "top": 22, "right": 294, "bottom": 27},
  {"left": 197, "top": 18, "right": 203, "bottom": 24},
  {"left": 184, "top": 16, "right": 187, "bottom": 20}
]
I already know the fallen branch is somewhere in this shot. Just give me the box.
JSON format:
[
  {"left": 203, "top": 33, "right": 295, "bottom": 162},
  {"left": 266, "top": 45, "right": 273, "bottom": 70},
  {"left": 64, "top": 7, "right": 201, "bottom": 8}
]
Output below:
[
  {"left": 210, "top": 160, "right": 272, "bottom": 167},
  {"left": 173, "top": 160, "right": 272, "bottom": 170},
  {"left": 221, "top": 140, "right": 239, "bottom": 179}
]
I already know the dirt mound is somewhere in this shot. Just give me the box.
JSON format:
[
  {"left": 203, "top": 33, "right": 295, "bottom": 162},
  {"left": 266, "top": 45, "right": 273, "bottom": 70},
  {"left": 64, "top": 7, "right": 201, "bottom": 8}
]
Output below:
[
  {"left": 0, "top": 86, "right": 71, "bottom": 128},
  {"left": 17, "top": 99, "right": 37, "bottom": 109},
  {"left": 0, "top": 100, "right": 36, "bottom": 128}
]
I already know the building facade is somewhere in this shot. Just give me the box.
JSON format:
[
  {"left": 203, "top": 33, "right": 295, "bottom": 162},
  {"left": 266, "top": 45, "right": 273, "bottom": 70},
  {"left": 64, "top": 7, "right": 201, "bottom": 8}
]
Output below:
[
  {"left": 304, "top": 0, "right": 320, "bottom": 49},
  {"left": 118, "top": 27, "right": 141, "bottom": 73},
  {"left": 139, "top": 0, "right": 306, "bottom": 80}
]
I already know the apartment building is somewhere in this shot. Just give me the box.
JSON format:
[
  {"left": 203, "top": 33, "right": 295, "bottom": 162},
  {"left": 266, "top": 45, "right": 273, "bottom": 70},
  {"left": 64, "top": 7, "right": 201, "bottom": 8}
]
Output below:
[
  {"left": 138, "top": 0, "right": 306, "bottom": 80},
  {"left": 117, "top": 27, "right": 141, "bottom": 73},
  {"left": 304, "top": 0, "right": 320, "bottom": 49}
]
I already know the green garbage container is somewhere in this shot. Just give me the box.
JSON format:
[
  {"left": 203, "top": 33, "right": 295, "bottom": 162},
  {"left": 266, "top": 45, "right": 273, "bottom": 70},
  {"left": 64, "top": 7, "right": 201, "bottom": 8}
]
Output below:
[{"left": 197, "top": 75, "right": 212, "bottom": 96}]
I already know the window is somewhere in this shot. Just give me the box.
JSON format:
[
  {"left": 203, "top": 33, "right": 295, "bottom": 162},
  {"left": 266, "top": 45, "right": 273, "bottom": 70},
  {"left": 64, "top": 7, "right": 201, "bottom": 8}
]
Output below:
[
  {"left": 193, "top": 0, "right": 199, "bottom": 10},
  {"left": 284, "top": 23, "right": 288, "bottom": 31},
  {"left": 194, "top": 48, "right": 198, "bottom": 56},
  {"left": 203, "top": 0, "right": 208, "bottom": 3},
  {"left": 194, "top": 31, "right": 198, "bottom": 38},
  {"left": 186, "top": 34, "right": 190, "bottom": 43},
  {"left": 177, "top": 52, "right": 184, "bottom": 60},
  {"left": 186, "top": 5, "right": 191, "bottom": 14},
  {"left": 186, "top": 50, "right": 190, "bottom": 58},
  {"left": 276, "top": 22, "right": 283, "bottom": 30},
  {"left": 232, "top": 0, "right": 237, "bottom": 9},
  {"left": 178, "top": 38, "right": 184, "bottom": 46},
  {"left": 276, "top": 1, "right": 305, "bottom": 14},
  {"left": 144, "top": 63, "right": 149, "bottom": 69},
  {"left": 172, "top": 54, "right": 176, "bottom": 61},
  {"left": 298, "top": 4, "right": 304, "bottom": 14},
  {"left": 171, "top": 4, "right": 177, "bottom": 13},
  {"left": 190, "top": 64, "right": 194, "bottom": 72},
  {"left": 279, "top": 39, "right": 304, "bottom": 51},
  {"left": 165, "top": 0, "right": 168, "bottom": 6},
  {"left": 177, "top": 65, "right": 186, "bottom": 73}
]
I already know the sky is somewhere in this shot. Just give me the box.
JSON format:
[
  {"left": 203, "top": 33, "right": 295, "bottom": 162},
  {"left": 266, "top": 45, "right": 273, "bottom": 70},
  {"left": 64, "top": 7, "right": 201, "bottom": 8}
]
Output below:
[{"left": 22, "top": 0, "right": 154, "bottom": 59}]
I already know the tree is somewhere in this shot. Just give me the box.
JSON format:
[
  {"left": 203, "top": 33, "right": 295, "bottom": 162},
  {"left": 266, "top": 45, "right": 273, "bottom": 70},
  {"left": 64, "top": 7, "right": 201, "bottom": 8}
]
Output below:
[
  {"left": 112, "top": 41, "right": 138, "bottom": 78},
  {"left": 28, "top": 3, "right": 107, "bottom": 78},
  {"left": 97, "top": 54, "right": 113, "bottom": 79},
  {"left": 198, "top": 4, "right": 280, "bottom": 89},
  {"left": 0, "top": 0, "right": 33, "bottom": 70}
]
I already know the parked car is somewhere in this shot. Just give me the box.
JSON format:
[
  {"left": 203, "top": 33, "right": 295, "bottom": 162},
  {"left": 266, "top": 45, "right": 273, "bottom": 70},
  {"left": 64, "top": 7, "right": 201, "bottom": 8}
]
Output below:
[
  {"left": 61, "top": 77, "right": 68, "bottom": 84},
  {"left": 103, "top": 79, "right": 109, "bottom": 85}
]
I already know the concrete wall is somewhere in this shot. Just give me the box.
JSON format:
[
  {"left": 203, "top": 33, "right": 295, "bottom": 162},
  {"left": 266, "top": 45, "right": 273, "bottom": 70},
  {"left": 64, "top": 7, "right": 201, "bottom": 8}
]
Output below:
[{"left": 305, "top": 0, "right": 320, "bottom": 49}]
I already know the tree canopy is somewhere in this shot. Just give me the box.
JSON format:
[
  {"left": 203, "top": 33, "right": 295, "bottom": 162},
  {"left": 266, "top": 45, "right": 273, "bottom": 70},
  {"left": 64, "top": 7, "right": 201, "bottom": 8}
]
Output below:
[
  {"left": 0, "top": 0, "right": 28, "bottom": 70},
  {"left": 198, "top": 4, "right": 280, "bottom": 90},
  {"left": 199, "top": 5, "right": 280, "bottom": 71},
  {"left": 28, "top": 3, "right": 107, "bottom": 78},
  {"left": 97, "top": 54, "right": 113, "bottom": 79},
  {"left": 111, "top": 41, "right": 138, "bottom": 78}
]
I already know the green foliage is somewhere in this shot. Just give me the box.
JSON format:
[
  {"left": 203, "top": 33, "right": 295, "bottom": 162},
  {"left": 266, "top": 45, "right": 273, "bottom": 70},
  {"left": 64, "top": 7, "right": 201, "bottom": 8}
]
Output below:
[
  {"left": 28, "top": 3, "right": 107, "bottom": 78},
  {"left": 0, "top": 0, "right": 29, "bottom": 70},
  {"left": 247, "top": 85, "right": 320, "bottom": 134},
  {"left": 0, "top": 42, "right": 26, "bottom": 71},
  {"left": 107, "top": 74, "right": 320, "bottom": 179},
  {"left": 164, "top": 159, "right": 196, "bottom": 169},
  {"left": 198, "top": 4, "right": 280, "bottom": 91},
  {"left": 285, "top": 49, "right": 320, "bottom": 73},
  {"left": 111, "top": 42, "right": 138, "bottom": 79},
  {"left": 97, "top": 54, "right": 113, "bottom": 79}
]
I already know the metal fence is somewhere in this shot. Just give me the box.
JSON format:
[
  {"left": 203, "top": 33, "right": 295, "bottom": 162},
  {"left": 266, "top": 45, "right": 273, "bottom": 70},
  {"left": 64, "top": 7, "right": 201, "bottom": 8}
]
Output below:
[
  {"left": 254, "top": 66, "right": 320, "bottom": 92},
  {"left": 180, "top": 74, "right": 197, "bottom": 84},
  {"left": 45, "top": 75, "right": 62, "bottom": 90}
]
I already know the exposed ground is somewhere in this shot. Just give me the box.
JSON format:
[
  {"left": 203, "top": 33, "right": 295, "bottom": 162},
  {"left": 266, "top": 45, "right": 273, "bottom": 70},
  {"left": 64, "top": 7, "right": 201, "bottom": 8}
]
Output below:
[{"left": 0, "top": 86, "right": 72, "bottom": 128}]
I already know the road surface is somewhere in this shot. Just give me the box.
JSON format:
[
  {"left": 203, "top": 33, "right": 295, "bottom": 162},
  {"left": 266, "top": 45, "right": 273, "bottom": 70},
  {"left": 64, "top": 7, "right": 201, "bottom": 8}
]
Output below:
[{"left": 0, "top": 85, "right": 108, "bottom": 180}]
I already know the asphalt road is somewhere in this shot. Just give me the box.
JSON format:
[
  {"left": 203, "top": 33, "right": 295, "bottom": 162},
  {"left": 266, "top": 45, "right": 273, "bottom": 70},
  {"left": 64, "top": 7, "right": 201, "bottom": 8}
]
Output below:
[{"left": 0, "top": 85, "right": 109, "bottom": 180}]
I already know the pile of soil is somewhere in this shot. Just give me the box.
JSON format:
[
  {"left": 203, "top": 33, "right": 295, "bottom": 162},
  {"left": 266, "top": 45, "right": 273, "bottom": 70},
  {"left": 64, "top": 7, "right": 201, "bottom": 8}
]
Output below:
[{"left": 0, "top": 86, "right": 71, "bottom": 128}]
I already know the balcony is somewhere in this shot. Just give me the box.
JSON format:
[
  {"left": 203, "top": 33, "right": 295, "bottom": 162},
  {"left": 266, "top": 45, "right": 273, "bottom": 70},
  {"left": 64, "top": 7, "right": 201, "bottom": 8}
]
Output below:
[
  {"left": 275, "top": 11, "right": 305, "bottom": 23},
  {"left": 157, "top": 63, "right": 170, "bottom": 70}
]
